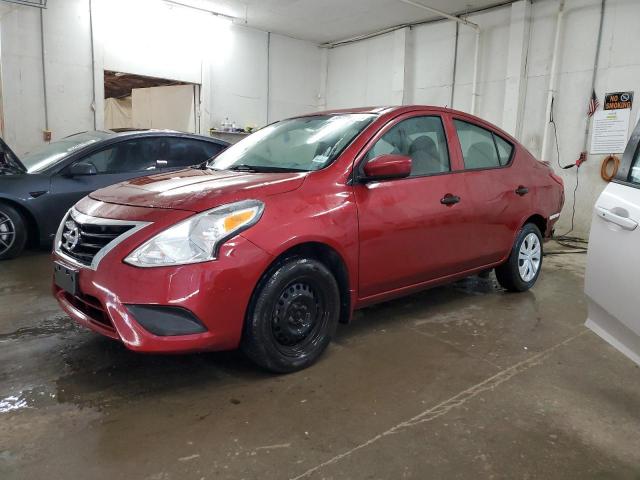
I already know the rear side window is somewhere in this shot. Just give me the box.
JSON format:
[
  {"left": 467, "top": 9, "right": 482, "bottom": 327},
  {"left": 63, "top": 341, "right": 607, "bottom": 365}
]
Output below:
[
  {"left": 82, "top": 138, "right": 164, "bottom": 173},
  {"left": 454, "top": 119, "right": 513, "bottom": 169},
  {"left": 164, "top": 139, "right": 225, "bottom": 168},
  {"left": 494, "top": 135, "right": 514, "bottom": 166},
  {"left": 629, "top": 146, "right": 640, "bottom": 184}
]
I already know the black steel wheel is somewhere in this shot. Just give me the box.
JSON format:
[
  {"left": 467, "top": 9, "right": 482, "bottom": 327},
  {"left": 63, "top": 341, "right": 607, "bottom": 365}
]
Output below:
[
  {"left": 0, "top": 204, "right": 27, "bottom": 260},
  {"left": 242, "top": 256, "right": 340, "bottom": 373}
]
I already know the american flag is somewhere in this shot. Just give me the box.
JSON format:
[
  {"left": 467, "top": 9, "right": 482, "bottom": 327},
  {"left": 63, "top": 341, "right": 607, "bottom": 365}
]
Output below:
[{"left": 588, "top": 89, "right": 600, "bottom": 117}]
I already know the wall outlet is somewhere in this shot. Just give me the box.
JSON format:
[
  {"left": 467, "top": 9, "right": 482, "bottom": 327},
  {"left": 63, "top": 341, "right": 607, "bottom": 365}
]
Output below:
[{"left": 43, "top": 130, "right": 52, "bottom": 142}]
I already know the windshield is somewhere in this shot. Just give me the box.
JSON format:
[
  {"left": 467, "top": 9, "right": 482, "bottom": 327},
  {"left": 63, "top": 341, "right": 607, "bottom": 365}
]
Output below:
[
  {"left": 208, "top": 114, "right": 376, "bottom": 172},
  {"left": 21, "top": 131, "right": 113, "bottom": 173}
]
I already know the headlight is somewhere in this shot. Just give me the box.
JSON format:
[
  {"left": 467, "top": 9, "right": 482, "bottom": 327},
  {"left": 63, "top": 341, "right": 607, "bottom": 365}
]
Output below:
[{"left": 124, "top": 200, "right": 264, "bottom": 267}]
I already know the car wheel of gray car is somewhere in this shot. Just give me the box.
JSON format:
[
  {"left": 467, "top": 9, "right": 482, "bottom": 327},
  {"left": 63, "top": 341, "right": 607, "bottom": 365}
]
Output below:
[
  {"left": 495, "top": 223, "right": 543, "bottom": 292},
  {"left": 242, "top": 256, "right": 340, "bottom": 373},
  {"left": 0, "top": 204, "right": 27, "bottom": 260}
]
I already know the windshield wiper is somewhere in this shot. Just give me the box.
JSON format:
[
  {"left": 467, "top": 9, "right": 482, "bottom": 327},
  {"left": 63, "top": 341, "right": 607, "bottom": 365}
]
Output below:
[
  {"left": 228, "top": 164, "right": 307, "bottom": 173},
  {"left": 228, "top": 164, "right": 260, "bottom": 172}
]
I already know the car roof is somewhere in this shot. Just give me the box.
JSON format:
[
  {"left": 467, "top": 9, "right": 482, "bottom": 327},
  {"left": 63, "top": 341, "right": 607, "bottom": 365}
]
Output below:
[
  {"left": 64, "top": 129, "right": 226, "bottom": 142},
  {"left": 293, "top": 105, "right": 518, "bottom": 144},
  {"left": 295, "top": 105, "right": 474, "bottom": 119},
  {"left": 299, "top": 105, "right": 456, "bottom": 117}
]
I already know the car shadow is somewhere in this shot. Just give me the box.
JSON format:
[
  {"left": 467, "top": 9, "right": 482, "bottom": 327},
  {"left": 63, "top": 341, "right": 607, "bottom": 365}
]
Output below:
[{"left": 45, "top": 274, "right": 511, "bottom": 410}]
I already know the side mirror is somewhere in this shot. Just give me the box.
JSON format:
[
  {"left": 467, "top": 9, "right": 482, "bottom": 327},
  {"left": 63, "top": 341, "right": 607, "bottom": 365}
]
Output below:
[
  {"left": 68, "top": 161, "right": 97, "bottom": 176},
  {"left": 361, "top": 154, "right": 412, "bottom": 182}
]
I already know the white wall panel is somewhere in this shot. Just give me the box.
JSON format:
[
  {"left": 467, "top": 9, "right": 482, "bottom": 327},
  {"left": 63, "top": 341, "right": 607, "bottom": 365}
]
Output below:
[
  {"left": 268, "top": 33, "right": 322, "bottom": 122},
  {"left": 407, "top": 21, "right": 456, "bottom": 107}
]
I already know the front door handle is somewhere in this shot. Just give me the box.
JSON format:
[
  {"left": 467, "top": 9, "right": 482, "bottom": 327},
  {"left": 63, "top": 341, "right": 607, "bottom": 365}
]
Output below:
[
  {"left": 440, "top": 194, "right": 461, "bottom": 206},
  {"left": 595, "top": 206, "right": 638, "bottom": 231},
  {"left": 515, "top": 186, "right": 529, "bottom": 196}
]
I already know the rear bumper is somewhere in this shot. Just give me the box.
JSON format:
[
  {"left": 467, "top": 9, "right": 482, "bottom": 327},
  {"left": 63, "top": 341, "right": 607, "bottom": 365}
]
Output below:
[{"left": 545, "top": 213, "right": 561, "bottom": 239}]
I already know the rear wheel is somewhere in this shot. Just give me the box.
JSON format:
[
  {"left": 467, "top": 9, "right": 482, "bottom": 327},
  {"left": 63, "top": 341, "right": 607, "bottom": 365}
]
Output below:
[
  {"left": 495, "top": 223, "right": 542, "bottom": 292},
  {"left": 242, "top": 256, "right": 340, "bottom": 373},
  {"left": 0, "top": 204, "right": 27, "bottom": 260}
]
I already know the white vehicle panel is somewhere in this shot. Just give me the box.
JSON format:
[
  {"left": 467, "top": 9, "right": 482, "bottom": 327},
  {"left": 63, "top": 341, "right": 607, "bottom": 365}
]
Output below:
[{"left": 585, "top": 181, "right": 640, "bottom": 365}]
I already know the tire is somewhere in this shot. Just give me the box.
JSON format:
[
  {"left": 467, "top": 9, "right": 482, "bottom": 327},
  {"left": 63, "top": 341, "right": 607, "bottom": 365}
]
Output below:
[
  {"left": 0, "top": 204, "right": 27, "bottom": 261},
  {"left": 495, "top": 223, "right": 543, "bottom": 292},
  {"left": 241, "top": 256, "right": 340, "bottom": 373}
]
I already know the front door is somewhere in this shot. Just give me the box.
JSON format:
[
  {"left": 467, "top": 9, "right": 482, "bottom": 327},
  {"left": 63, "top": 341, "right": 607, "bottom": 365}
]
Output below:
[
  {"left": 354, "top": 114, "right": 475, "bottom": 299},
  {"left": 585, "top": 121, "right": 640, "bottom": 366}
]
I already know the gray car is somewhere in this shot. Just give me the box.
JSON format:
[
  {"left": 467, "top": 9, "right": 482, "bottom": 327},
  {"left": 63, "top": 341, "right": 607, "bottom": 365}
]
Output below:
[{"left": 0, "top": 130, "right": 229, "bottom": 260}]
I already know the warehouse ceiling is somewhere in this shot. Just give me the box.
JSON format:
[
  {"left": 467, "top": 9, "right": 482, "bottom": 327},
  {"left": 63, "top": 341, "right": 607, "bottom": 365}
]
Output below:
[{"left": 177, "top": 0, "right": 510, "bottom": 43}]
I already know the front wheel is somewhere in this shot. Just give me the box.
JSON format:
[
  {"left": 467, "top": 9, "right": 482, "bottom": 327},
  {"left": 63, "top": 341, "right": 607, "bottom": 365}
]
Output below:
[
  {"left": 495, "top": 223, "right": 543, "bottom": 292},
  {"left": 0, "top": 204, "right": 27, "bottom": 261},
  {"left": 241, "top": 256, "right": 340, "bottom": 373}
]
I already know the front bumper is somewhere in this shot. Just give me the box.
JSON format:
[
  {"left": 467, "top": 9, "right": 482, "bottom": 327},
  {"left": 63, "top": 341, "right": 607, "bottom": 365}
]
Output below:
[{"left": 52, "top": 199, "right": 274, "bottom": 353}]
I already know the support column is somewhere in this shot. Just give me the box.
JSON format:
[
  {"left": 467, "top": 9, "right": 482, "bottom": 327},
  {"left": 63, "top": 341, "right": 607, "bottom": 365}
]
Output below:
[
  {"left": 502, "top": 0, "right": 531, "bottom": 138},
  {"left": 90, "top": 0, "right": 105, "bottom": 130},
  {"left": 391, "top": 27, "right": 409, "bottom": 105},
  {"left": 317, "top": 48, "right": 328, "bottom": 110}
]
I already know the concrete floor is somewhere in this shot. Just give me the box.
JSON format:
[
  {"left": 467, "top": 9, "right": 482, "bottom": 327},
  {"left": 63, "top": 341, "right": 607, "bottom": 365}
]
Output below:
[{"left": 1, "top": 247, "right": 639, "bottom": 480}]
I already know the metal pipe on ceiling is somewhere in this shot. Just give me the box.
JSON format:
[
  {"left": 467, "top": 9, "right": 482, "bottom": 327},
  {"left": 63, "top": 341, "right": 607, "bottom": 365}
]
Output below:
[
  {"left": 398, "top": 0, "right": 481, "bottom": 115},
  {"left": 0, "top": 0, "right": 46, "bottom": 8},
  {"left": 163, "top": 0, "right": 235, "bottom": 20}
]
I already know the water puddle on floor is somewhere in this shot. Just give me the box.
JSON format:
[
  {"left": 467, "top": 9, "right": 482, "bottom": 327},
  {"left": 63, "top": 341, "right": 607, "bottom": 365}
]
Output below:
[
  {"left": 0, "top": 315, "right": 80, "bottom": 342},
  {"left": 0, "top": 394, "right": 29, "bottom": 413}
]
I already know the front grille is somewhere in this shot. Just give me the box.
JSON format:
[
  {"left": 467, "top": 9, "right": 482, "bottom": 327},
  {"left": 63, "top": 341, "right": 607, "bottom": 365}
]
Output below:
[{"left": 59, "top": 213, "right": 135, "bottom": 266}]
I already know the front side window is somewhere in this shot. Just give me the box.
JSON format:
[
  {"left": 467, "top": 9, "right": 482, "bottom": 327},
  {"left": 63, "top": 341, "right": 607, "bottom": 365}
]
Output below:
[
  {"left": 208, "top": 114, "right": 376, "bottom": 173},
  {"left": 80, "top": 138, "right": 164, "bottom": 174},
  {"left": 364, "top": 116, "right": 450, "bottom": 177},
  {"left": 21, "top": 131, "right": 113, "bottom": 173},
  {"left": 454, "top": 119, "right": 512, "bottom": 169}
]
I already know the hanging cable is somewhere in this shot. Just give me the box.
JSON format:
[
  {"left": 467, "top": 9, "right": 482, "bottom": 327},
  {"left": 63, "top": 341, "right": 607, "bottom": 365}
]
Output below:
[{"left": 547, "top": 96, "right": 588, "bottom": 253}]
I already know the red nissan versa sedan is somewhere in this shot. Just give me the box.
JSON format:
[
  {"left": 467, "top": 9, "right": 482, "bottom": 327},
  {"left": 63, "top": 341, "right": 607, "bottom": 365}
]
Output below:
[{"left": 52, "top": 106, "right": 564, "bottom": 372}]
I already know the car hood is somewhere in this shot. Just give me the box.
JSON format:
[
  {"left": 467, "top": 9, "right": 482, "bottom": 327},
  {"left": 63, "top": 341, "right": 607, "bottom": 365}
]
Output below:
[{"left": 90, "top": 168, "right": 308, "bottom": 212}]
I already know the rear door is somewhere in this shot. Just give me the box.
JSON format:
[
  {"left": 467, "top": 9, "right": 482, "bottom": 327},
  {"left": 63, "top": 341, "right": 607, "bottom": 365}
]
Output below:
[
  {"left": 451, "top": 117, "right": 531, "bottom": 266},
  {"left": 585, "top": 121, "right": 640, "bottom": 366},
  {"left": 354, "top": 112, "right": 476, "bottom": 299}
]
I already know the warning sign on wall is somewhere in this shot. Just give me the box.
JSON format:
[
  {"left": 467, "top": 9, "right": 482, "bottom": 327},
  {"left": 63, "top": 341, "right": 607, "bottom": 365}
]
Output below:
[
  {"left": 604, "top": 91, "right": 634, "bottom": 110},
  {"left": 590, "top": 109, "right": 631, "bottom": 154}
]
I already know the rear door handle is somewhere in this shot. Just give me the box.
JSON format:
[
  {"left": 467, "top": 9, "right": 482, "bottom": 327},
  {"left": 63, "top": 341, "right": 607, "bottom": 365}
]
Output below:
[
  {"left": 515, "top": 186, "right": 529, "bottom": 196},
  {"left": 440, "top": 194, "right": 461, "bottom": 206},
  {"left": 595, "top": 206, "right": 638, "bottom": 231}
]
